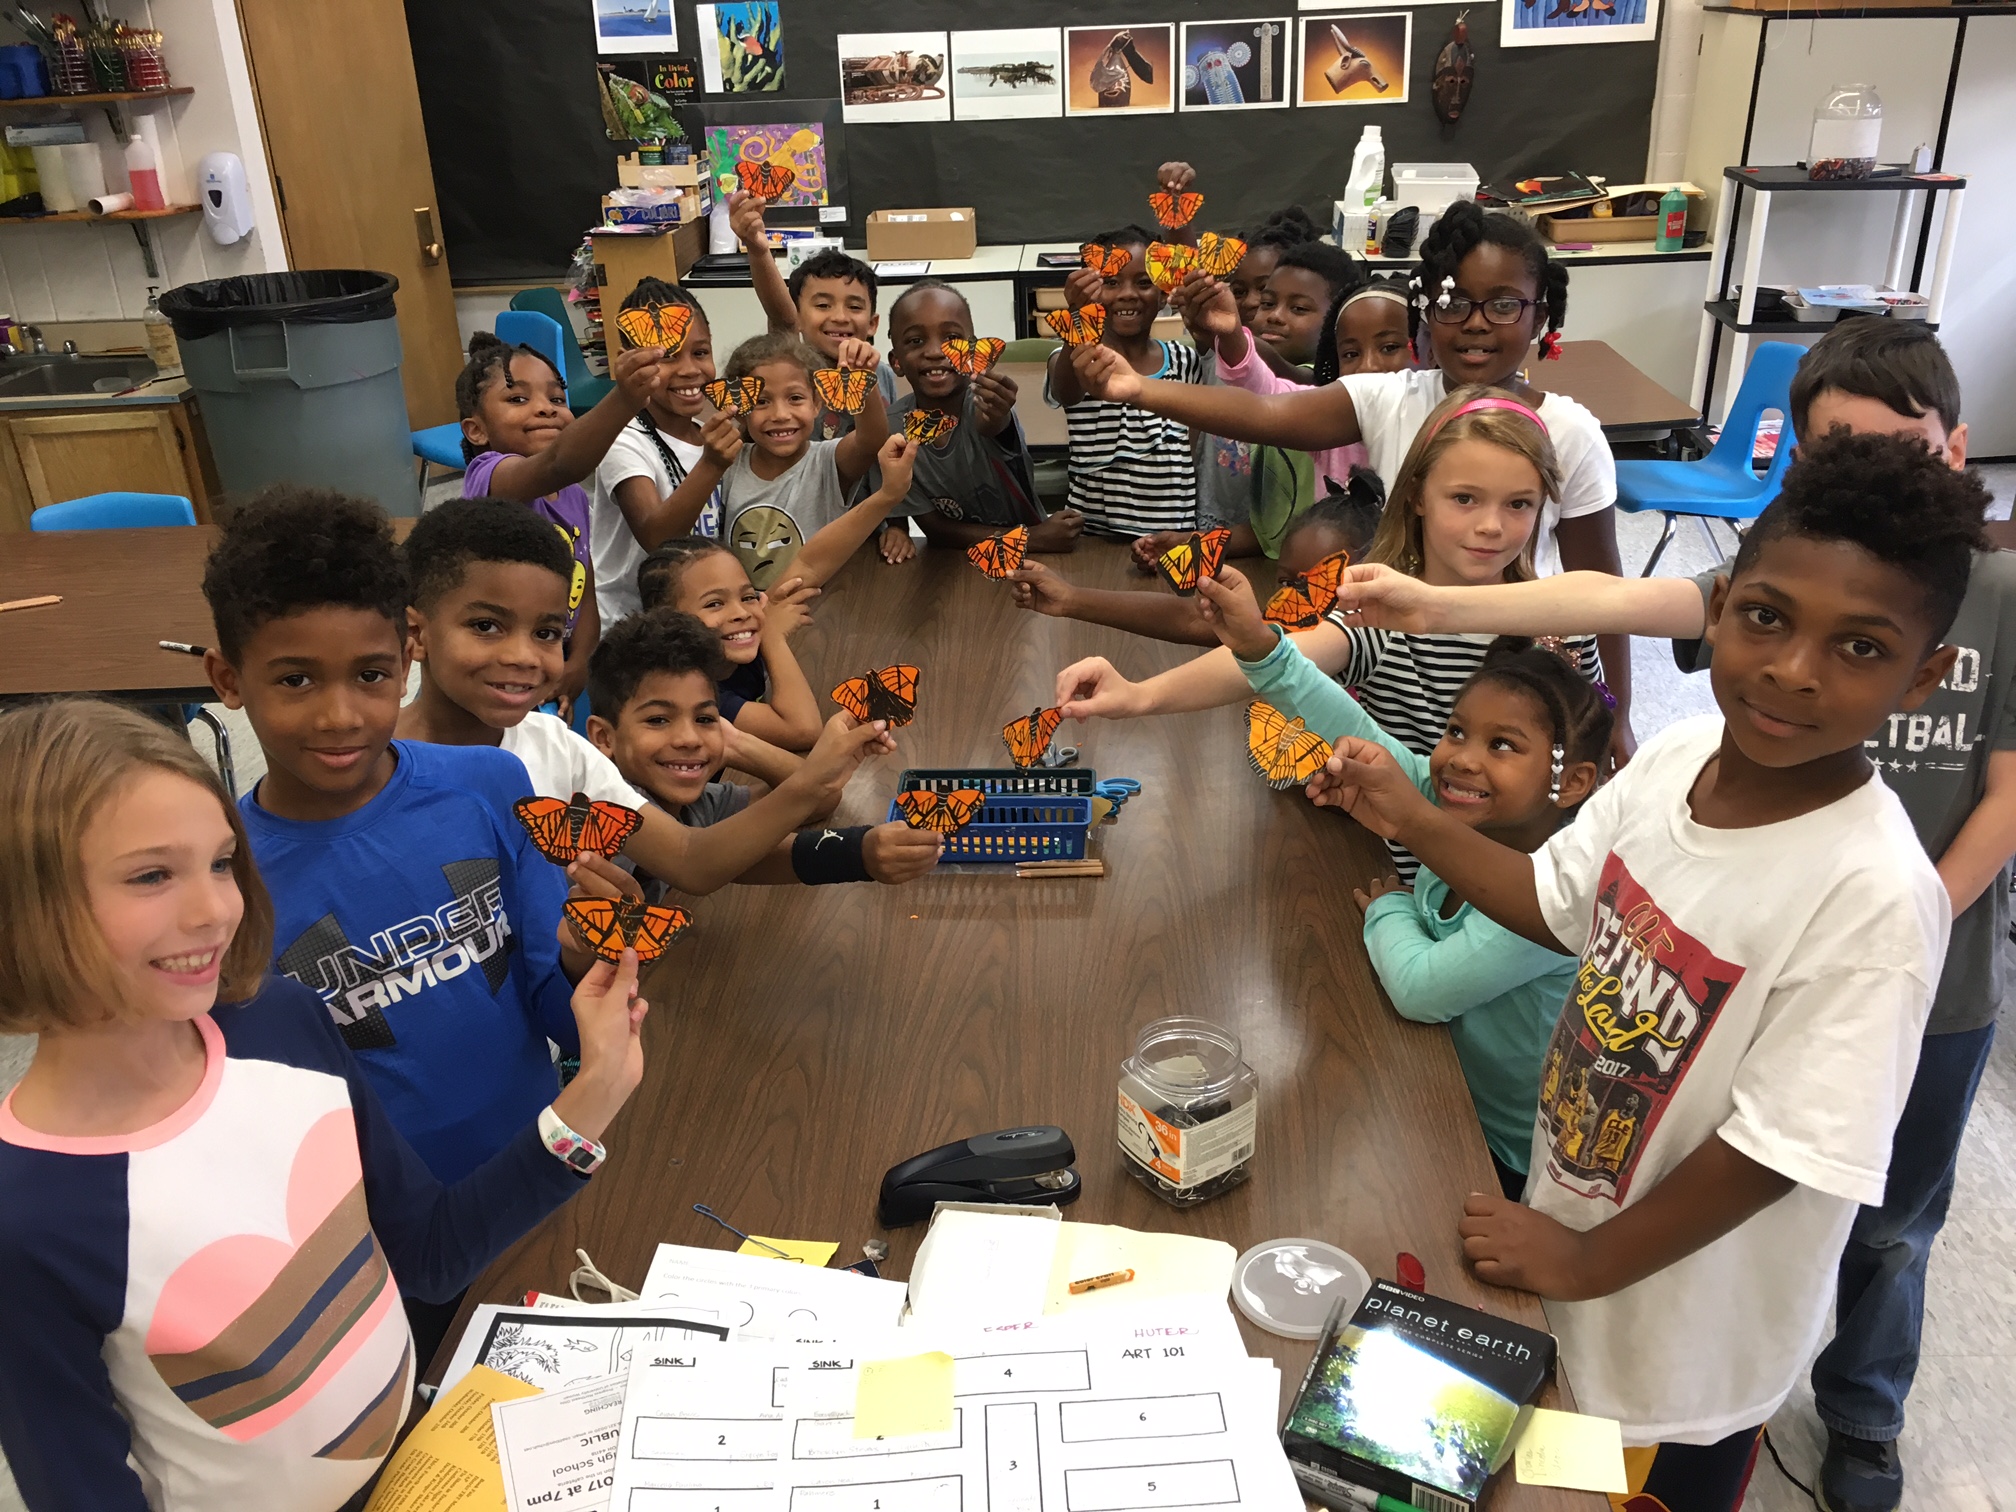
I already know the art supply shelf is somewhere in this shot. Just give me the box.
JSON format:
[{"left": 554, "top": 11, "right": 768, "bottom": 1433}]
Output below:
[{"left": 0, "top": 85, "right": 190, "bottom": 144}]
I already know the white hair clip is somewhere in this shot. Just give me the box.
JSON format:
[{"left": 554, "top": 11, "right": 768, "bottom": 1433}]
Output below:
[
  {"left": 1435, "top": 274, "right": 1455, "bottom": 311},
  {"left": 1548, "top": 743, "right": 1565, "bottom": 803}
]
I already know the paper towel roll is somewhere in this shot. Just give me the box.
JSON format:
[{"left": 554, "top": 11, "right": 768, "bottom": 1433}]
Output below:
[
  {"left": 88, "top": 191, "right": 132, "bottom": 215},
  {"left": 61, "top": 143, "right": 106, "bottom": 203},
  {"left": 31, "top": 146, "right": 75, "bottom": 212}
]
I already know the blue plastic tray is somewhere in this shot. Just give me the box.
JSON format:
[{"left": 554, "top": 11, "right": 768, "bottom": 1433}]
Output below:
[{"left": 892, "top": 768, "right": 1094, "bottom": 862}]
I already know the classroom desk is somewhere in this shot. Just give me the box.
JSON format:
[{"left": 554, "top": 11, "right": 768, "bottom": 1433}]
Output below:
[
  {"left": 447, "top": 541, "right": 1598, "bottom": 1512},
  {"left": 1538, "top": 340, "right": 1700, "bottom": 443}
]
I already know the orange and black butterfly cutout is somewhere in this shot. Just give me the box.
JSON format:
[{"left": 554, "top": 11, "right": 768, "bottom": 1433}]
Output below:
[
  {"left": 813, "top": 367, "right": 875, "bottom": 416},
  {"left": 515, "top": 792, "right": 642, "bottom": 865},
  {"left": 1080, "top": 241, "right": 1130, "bottom": 279},
  {"left": 1045, "top": 305, "right": 1105, "bottom": 347},
  {"left": 1154, "top": 527, "right": 1232, "bottom": 596},
  {"left": 1148, "top": 189, "right": 1205, "bottom": 229},
  {"left": 704, "top": 376, "right": 765, "bottom": 415},
  {"left": 904, "top": 409, "right": 959, "bottom": 446},
  {"left": 1193, "top": 232, "right": 1248, "bottom": 279},
  {"left": 1003, "top": 706, "right": 1065, "bottom": 768},
  {"left": 1247, "top": 701, "right": 1334, "bottom": 791},
  {"left": 966, "top": 525, "right": 1027, "bottom": 580},
  {"left": 895, "top": 788, "right": 985, "bottom": 834},
  {"left": 942, "top": 337, "right": 1005, "bottom": 375},
  {"left": 614, "top": 302, "right": 694, "bottom": 356},
  {"left": 1145, "top": 242, "right": 1197, "bottom": 296},
  {"left": 1264, "top": 550, "right": 1353, "bottom": 630},
  {"left": 563, "top": 897, "right": 693, "bottom": 964},
  {"left": 832, "top": 664, "right": 921, "bottom": 726},
  {"left": 736, "top": 158, "right": 795, "bottom": 201}
]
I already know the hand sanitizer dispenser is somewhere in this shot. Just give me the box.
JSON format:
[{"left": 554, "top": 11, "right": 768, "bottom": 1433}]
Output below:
[{"left": 198, "top": 152, "right": 253, "bottom": 245}]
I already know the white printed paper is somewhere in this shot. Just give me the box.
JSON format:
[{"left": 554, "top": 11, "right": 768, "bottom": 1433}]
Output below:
[
  {"left": 493, "top": 1373, "right": 631, "bottom": 1512},
  {"left": 639, "top": 1244, "right": 908, "bottom": 1341},
  {"left": 441, "top": 1303, "right": 732, "bottom": 1396},
  {"left": 905, "top": 1205, "right": 1062, "bottom": 1329}
]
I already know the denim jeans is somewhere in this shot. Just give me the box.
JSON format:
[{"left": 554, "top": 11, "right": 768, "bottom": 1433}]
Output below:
[{"left": 1810, "top": 1022, "right": 1997, "bottom": 1440}]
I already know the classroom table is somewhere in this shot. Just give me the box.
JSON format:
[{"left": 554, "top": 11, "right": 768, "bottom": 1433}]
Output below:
[
  {"left": 446, "top": 541, "right": 1600, "bottom": 1512},
  {"left": 1537, "top": 340, "right": 1699, "bottom": 444}
]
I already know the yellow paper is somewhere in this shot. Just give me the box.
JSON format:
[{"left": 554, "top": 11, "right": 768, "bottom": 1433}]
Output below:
[
  {"left": 852, "top": 1351, "right": 955, "bottom": 1440},
  {"left": 364, "top": 1363, "right": 541, "bottom": 1511},
  {"left": 1513, "top": 1407, "right": 1629, "bottom": 1494},
  {"left": 737, "top": 1236, "right": 840, "bottom": 1266}
]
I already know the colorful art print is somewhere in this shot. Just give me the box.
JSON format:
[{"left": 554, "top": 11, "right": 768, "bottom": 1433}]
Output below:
[
  {"left": 595, "top": 0, "right": 675, "bottom": 56},
  {"left": 1295, "top": 11, "right": 1409, "bottom": 106},
  {"left": 704, "top": 123, "right": 829, "bottom": 207},
  {"left": 1502, "top": 0, "right": 1660, "bottom": 47},
  {"left": 1179, "top": 18, "right": 1292, "bottom": 111},
  {"left": 950, "top": 28, "right": 1065, "bottom": 121},
  {"left": 712, "top": 1, "right": 783, "bottom": 92},
  {"left": 1063, "top": 25, "right": 1175, "bottom": 116}
]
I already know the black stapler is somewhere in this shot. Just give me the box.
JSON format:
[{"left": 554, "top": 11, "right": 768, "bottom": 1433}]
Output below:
[{"left": 876, "top": 1126, "right": 1082, "bottom": 1227}]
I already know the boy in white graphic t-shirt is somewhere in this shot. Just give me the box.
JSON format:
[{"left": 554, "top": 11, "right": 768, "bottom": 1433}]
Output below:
[{"left": 1310, "top": 432, "right": 1982, "bottom": 1512}]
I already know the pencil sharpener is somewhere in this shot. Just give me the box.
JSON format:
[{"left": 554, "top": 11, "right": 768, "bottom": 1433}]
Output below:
[{"left": 876, "top": 1125, "right": 1081, "bottom": 1227}]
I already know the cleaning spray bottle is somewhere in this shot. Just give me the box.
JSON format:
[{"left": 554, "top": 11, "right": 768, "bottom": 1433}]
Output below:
[{"left": 1344, "top": 126, "right": 1385, "bottom": 255}]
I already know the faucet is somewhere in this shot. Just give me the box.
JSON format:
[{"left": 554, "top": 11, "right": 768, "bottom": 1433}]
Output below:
[
  {"left": 25, "top": 326, "right": 45, "bottom": 355},
  {"left": 60, "top": 340, "right": 77, "bottom": 357}
]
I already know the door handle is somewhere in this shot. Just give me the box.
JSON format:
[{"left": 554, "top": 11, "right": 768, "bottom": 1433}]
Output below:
[{"left": 414, "top": 207, "right": 442, "bottom": 265}]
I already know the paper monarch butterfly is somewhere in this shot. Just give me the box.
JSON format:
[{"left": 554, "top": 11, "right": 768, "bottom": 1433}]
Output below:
[
  {"left": 903, "top": 409, "right": 959, "bottom": 446},
  {"left": 1145, "top": 242, "right": 1198, "bottom": 295},
  {"left": 1154, "top": 527, "right": 1232, "bottom": 596},
  {"left": 1044, "top": 305, "right": 1105, "bottom": 347},
  {"left": 812, "top": 367, "right": 875, "bottom": 416},
  {"left": 1079, "top": 241, "right": 1130, "bottom": 279},
  {"left": 1264, "top": 549, "right": 1353, "bottom": 629},
  {"left": 965, "top": 525, "right": 1027, "bottom": 580},
  {"left": 1148, "top": 189, "right": 1205, "bottom": 229},
  {"left": 562, "top": 897, "right": 693, "bottom": 964},
  {"left": 514, "top": 792, "right": 643, "bottom": 865},
  {"left": 831, "top": 664, "right": 921, "bottom": 726},
  {"left": 614, "top": 302, "right": 694, "bottom": 355},
  {"left": 894, "top": 788, "right": 985, "bottom": 834},
  {"left": 1002, "top": 706, "right": 1065, "bottom": 768},
  {"left": 941, "top": 337, "right": 1006, "bottom": 375},
  {"left": 1247, "top": 701, "right": 1334, "bottom": 791},
  {"left": 1193, "top": 231, "right": 1248, "bottom": 279},
  {"left": 704, "top": 376, "right": 765, "bottom": 415},
  {"left": 735, "top": 158, "right": 795, "bottom": 200}
]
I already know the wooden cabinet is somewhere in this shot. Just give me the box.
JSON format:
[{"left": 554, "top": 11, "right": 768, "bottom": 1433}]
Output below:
[{"left": 0, "top": 400, "right": 215, "bottom": 531}]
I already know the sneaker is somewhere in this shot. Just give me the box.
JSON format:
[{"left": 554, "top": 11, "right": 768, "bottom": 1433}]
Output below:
[{"left": 1817, "top": 1430, "right": 1903, "bottom": 1512}]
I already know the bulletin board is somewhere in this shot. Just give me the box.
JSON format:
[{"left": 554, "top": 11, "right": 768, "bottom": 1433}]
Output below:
[{"left": 404, "top": 0, "right": 1660, "bottom": 286}]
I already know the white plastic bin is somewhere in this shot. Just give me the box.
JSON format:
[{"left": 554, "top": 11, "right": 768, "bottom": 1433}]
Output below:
[{"left": 1391, "top": 163, "right": 1479, "bottom": 217}]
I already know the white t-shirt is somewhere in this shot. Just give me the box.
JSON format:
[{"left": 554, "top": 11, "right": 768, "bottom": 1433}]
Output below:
[
  {"left": 1528, "top": 714, "right": 1947, "bottom": 1445},
  {"left": 1338, "top": 368, "right": 1615, "bottom": 577},
  {"left": 592, "top": 418, "right": 717, "bottom": 625},
  {"left": 499, "top": 710, "right": 647, "bottom": 808}
]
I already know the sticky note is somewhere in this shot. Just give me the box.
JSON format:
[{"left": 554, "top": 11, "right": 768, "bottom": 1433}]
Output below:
[
  {"left": 852, "top": 1351, "right": 955, "bottom": 1440},
  {"left": 737, "top": 1236, "right": 839, "bottom": 1266},
  {"left": 1514, "top": 1407, "right": 1628, "bottom": 1494}
]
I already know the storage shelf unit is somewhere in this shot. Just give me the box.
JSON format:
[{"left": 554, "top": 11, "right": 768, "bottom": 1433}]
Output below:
[{"left": 1703, "top": 296, "right": 1939, "bottom": 334}]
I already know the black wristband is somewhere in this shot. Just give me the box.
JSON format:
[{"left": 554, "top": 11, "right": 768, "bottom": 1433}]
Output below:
[{"left": 791, "top": 825, "right": 873, "bottom": 885}]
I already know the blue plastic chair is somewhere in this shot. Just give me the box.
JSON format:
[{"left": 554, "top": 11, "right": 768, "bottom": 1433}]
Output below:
[
  {"left": 509, "top": 286, "right": 616, "bottom": 415},
  {"left": 1615, "top": 342, "right": 1804, "bottom": 577},
  {"left": 30, "top": 492, "right": 235, "bottom": 793}
]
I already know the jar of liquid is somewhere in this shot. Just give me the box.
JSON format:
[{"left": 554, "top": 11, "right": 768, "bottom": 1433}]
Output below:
[
  {"left": 1809, "top": 83, "right": 1882, "bottom": 181},
  {"left": 1117, "top": 1017, "right": 1258, "bottom": 1206}
]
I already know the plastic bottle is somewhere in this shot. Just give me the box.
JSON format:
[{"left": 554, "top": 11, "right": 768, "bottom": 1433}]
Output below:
[
  {"left": 1655, "top": 186, "right": 1688, "bottom": 252},
  {"left": 1344, "top": 124, "right": 1385, "bottom": 219},
  {"left": 142, "top": 285, "right": 181, "bottom": 374},
  {"left": 124, "top": 133, "right": 164, "bottom": 211}
]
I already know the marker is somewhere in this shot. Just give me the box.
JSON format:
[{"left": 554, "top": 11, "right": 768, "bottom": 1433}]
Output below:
[
  {"left": 159, "top": 639, "right": 210, "bottom": 657},
  {"left": 1068, "top": 1268, "right": 1134, "bottom": 1294}
]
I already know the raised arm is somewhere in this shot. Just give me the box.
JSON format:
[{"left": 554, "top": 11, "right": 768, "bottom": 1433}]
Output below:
[
  {"left": 610, "top": 412, "right": 741, "bottom": 551},
  {"left": 730, "top": 190, "right": 799, "bottom": 335},
  {"left": 792, "top": 435, "right": 913, "bottom": 587},
  {"left": 1071, "top": 342, "right": 1360, "bottom": 451},
  {"left": 480, "top": 345, "right": 664, "bottom": 502},
  {"left": 1363, "top": 899, "right": 1571, "bottom": 1025},
  {"left": 832, "top": 340, "right": 891, "bottom": 490}
]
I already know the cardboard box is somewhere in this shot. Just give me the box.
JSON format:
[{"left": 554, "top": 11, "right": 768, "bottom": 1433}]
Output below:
[
  {"left": 617, "top": 152, "right": 708, "bottom": 190},
  {"left": 590, "top": 221, "right": 705, "bottom": 301},
  {"left": 602, "top": 189, "right": 701, "bottom": 227},
  {"left": 865, "top": 208, "right": 977, "bottom": 263}
]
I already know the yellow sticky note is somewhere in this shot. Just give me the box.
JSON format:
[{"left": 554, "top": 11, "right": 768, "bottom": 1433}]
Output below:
[
  {"left": 1514, "top": 1407, "right": 1629, "bottom": 1494},
  {"left": 852, "top": 1351, "right": 955, "bottom": 1440},
  {"left": 364, "top": 1364, "right": 540, "bottom": 1511},
  {"left": 737, "top": 1236, "right": 840, "bottom": 1266}
]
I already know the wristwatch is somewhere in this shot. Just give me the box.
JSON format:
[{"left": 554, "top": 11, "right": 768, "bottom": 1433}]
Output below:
[{"left": 538, "top": 1106, "right": 606, "bottom": 1175}]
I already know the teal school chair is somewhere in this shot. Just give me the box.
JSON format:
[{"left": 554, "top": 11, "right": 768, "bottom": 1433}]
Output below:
[
  {"left": 509, "top": 286, "right": 615, "bottom": 415},
  {"left": 1615, "top": 341, "right": 1803, "bottom": 577},
  {"left": 29, "top": 491, "right": 234, "bottom": 793}
]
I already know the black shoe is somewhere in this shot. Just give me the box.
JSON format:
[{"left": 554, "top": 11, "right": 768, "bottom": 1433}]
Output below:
[{"left": 1817, "top": 1431, "right": 1903, "bottom": 1512}]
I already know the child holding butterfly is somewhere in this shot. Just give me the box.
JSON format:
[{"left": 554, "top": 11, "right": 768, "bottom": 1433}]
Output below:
[{"left": 591, "top": 278, "right": 740, "bottom": 623}]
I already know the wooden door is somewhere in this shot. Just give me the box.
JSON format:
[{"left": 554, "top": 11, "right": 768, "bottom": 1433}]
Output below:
[
  {"left": 0, "top": 409, "right": 197, "bottom": 526},
  {"left": 235, "top": 0, "right": 464, "bottom": 429}
]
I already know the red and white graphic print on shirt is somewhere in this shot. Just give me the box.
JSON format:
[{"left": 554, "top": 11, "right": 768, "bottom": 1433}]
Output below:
[{"left": 1538, "top": 852, "right": 1747, "bottom": 1204}]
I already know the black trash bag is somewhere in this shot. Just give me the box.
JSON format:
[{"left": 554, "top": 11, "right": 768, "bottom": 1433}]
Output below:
[{"left": 158, "top": 270, "right": 400, "bottom": 343}]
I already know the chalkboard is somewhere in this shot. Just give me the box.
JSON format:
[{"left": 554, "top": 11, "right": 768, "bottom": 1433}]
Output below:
[{"left": 405, "top": 0, "right": 1659, "bottom": 286}]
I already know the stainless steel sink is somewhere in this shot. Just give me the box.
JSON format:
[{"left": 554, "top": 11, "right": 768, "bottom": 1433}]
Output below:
[{"left": 0, "top": 357, "right": 161, "bottom": 398}]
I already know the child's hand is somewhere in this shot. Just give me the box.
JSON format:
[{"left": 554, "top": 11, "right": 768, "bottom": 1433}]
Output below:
[
  {"left": 1328, "top": 563, "right": 1447, "bottom": 633},
  {"left": 557, "top": 853, "right": 644, "bottom": 980},
  {"left": 876, "top": 433, "right": 917, "bottom": 498},
  {"left": 1009, "top": 561, "right": 1076, "bottom": 619},
  {"left": 878, "top": 522, "right": 916, "bottom": 564},
  {"left": 761, "top": 575, "right": 820, "bottom": 638},
  {"left": 971, "top": 370, "right": 1016, "bottom": 434},
  {"left": 1459, "top": 1193, "right": 1596, "bottom": 1299},
  {"left": 1071, "top": 345, "right": 1139, "bottom": 403},
  {"left": 1351, "top": 874, "right": 1412, "bottom": 916},
  {"left": 558, "top": 948, "right": 650, "bottom": 1130},
  {"left": 1304, "top": 737, "right": 1433, "bottom": 836},
  {"left": 1055, "top": 656, "right": 1148, "bottom": 721},
  {"left": 1175, "top": 275, "right": 1242, "bottom": 340},
  {"left": 1157, "top": 161, "right": 1197, "bottom": 195},
  {"left": 797, "top": 711, "right": 897, "bottom": 804},
  {"left": 727, "top": 189, "right": 768, "bottom": 249},
  {"left": 1028, "top": 509, "right": 1084, "bottom": 552},
  {"left": 611, "top": 342, "right": 669, "bottom": 406},
  {"left": 701, "top": 410, "right": 745, "bottom": 470},
  {"left": 834, "top": 336, "right": 879, "bottom": 372},
  {"left": 1131, "top": 528, "right": 1189, "bottom": 569},
  {"left": 1194, "top": 565, "right": 1277, "bottom": 661},
  {"left": 1063, "top": 266, "right": 1105, "bottom": 311},
  {"left": 862, "top": 820, "right": 943, "bottom": 884}
]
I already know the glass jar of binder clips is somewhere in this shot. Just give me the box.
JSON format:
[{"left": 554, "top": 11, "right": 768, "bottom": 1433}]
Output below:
[{"left": 1117, "top": 1017, "right": 1258, "bottom": 1206}]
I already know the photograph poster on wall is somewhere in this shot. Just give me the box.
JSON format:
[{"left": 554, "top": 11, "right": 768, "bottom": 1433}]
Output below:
[
  {"left": 950, "top": 28, "right": 1065, "bottom": 121},
  {"left": 1501, "top": 0, "right": 1660, "bottom": 47},
  {"left": 595, "top": 0, "right": 675, "bottom": 54},
  {"left": 1179, "top": 18, "right": 1292, "bottom": 111},
  {"left": 1063, "top": 25, "right": 1176, "bottom": 116},
  {"left": 838, "top": 30, "right": 953, "bottom": 123},
  {"left": 1295, "top": 11, "right": 1410, "bottom": 105}
]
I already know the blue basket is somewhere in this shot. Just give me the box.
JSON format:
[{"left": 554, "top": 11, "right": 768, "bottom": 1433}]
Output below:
[{"left": 891, "top": 768, "right": 1095, "bottom": 862}]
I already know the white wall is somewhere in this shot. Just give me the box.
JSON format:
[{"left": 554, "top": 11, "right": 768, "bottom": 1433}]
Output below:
[{"left": 1646, "top": 0, "right": 1708, "bottom": 181}]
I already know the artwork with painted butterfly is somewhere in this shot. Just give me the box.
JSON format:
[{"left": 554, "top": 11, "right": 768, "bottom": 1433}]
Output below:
[
  {"left": 1193, "top": 232, "right": 1248, "bottom": 279},
  {"left": 1002, "top": 706, "right": 1065, "bottom": 768},
  {"left": 1080, "top": 241, "right": 1130, "bottom": 279},
  {"left": 941, "top": 337, "right": 1005, "bottom": 375},
  {"left": 1154, "top": 527, "right": 1232, "bottom": 595},
  {"left": 1247, "top": 701, "right": 1334, "bottom": 791},
  {"left": 704, "top": 376, "right": 764, "bottom": 415},
  {"left": 965, "top": 524, "right": 1027, "bottom": 580},
  {"left": 894, "top": 787, "right": 985, "bottom": 834},
  {"left": 614, "top": 302, "right": 694, "bottom": 356},
  {"left": 1145, "top": 242, "right": 1198, "bottom": 295},
  {"left": 831, "top": 664, "right": 921, "bottom": 726},
  {"left": 1264, "top": 549, "right": 1353, "bottom": 629},
  {"left": 514, "top": 792, "right": 642, "bottom": 864},
  {"left": 813, "top": 367, "right": 875, "bottom": 416},
  {"left": 903, "top": 409, "right": 959, "bottom": 445},
  {"left": 1148, "top": 189, "right": 1204, "bottom": 229},
  {"left": 1044, "top": 305, "right": 1105, "bottom": 347},
  {"left": 563, "top": 896, "right": 693, "bottom": 964},
  {"left": 735, "top": 158, "right": 795, "bottom": 201}
]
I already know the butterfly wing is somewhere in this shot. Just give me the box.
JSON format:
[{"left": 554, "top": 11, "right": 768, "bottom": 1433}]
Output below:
[
  {"left": 1145, "top": 242, "right": 1197, "bottom": 295},
  {"left": 1197, "top": 527, "right": 1231, "bottom": 581},
  {"left": 1283, "top": 721, "right": 1334, "bottom": 787},
  {"left": 1002, "top": 706, "right": 1064, "bottom": 767},
  {"left": 737, "top": 158, "right": 794, "bottom": 200},
  {"left": 895, "top": 788, "right": 984, "bottom": 834},
  {"left": 576, "top": 800, "right": 643, "bottom": 857},
  {"left": 894, "top": 790, "right": 944, "bottom": 831},
  {"left": 1043, "top": 306, "right": 1105, "bottom": 347},
  {"left": 813, "top": 368, "right": 870, "bottom": 415},
  {"left": 942, "top": 789, "right": 985, "bottom": 830},
  {"left": 965, "top": 525, "right": 1028, "bottom": 579},
  {"left": 513, "top": 796, "right": 576, "bottom": 864},
  {"left": 561, "top": 898, "right": 619, "bottom": 960},
  {"left": 831, "top": 675, "right": 873, "bottom": 722},
  {"left": 941, "top": 337, "right": 1004, "bottom": 375},
  {"left": 1154, "top": 533, "right": 1204, "bottom": 595},
  {"left": 1247, "top": 702, "right": 1332, "bottom": 790},
  {"left": 614, "top": 306, "right": 660, "bottom": 351},
  {"left": 1263, "top": 549, "right": 1351, "bottom": 629},
  {"left": 624, "top": 901, "right": 693, "bottom": 962},
  {"left": 1148, "top": 190, "right": 1205, "bottom": 229},
  {"left": 705, "top": 377, "right": 764, "bottom": 415},
  {"left": 655, "top": 304, "right": 694, "bottom": 355},
  {"left": 903, "top": 410, "right": 958, "bottom": 445},
  {"left": 1194, "top": 232, "right": 1249, "bottom": 278},
  {"left": 870, "top": 664, "right": 921, "bottom": 726}
]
